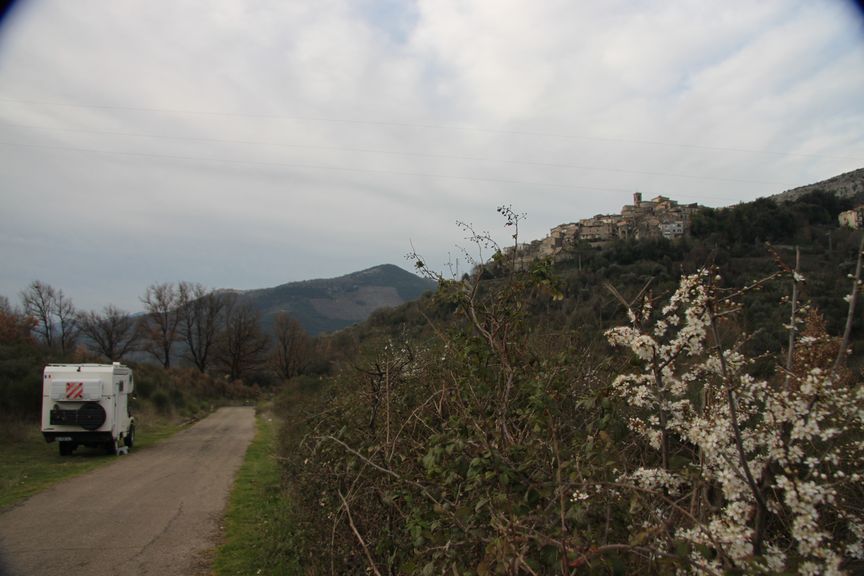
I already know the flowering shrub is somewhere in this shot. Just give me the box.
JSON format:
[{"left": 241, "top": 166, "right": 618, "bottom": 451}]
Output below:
[{"left": 606, "top": 267, "right": 864, "bottom": 574}]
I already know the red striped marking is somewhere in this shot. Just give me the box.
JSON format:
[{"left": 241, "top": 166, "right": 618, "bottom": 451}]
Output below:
[{"left": 66, "top": 382, "right": 84, "bottom": 400}]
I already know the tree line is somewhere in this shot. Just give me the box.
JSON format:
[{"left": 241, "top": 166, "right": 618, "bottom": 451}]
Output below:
[
  {"left": 690, "top": 189, "right": 856, "bottom": 247},
  {"left": 5, "top": 280, "right": 313, "bottom": 383}
]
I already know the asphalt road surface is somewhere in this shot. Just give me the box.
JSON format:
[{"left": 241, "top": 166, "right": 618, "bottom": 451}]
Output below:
[{"left": 0, "top": 407, "right": 256, "bottom": 576}]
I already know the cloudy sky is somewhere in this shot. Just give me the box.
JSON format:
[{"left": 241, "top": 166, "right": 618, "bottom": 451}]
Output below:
[{"left": 1, "top": 0, "right": 863, "bottom": 312}]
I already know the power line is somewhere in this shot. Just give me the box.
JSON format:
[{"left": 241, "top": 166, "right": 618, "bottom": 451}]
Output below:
[
  {"left": 0, "top": 121, "right": 790, "bottom": 187},
  {"left": 1, "top": 95, "right": 861, "bottom": 162},
  {"left": 0, "top": 139, "right": 641, "bottom": 194},
  {"left": 0, "top": 139, "right": 751, "bottom": 204}
]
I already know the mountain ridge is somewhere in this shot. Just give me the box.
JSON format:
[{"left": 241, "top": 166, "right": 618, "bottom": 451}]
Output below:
[
  {"left": 236, "top": 263, "right": 436, "bottom": 335},
  {"left": 770, "top": 167, "right": 864, "bottom": 203}
]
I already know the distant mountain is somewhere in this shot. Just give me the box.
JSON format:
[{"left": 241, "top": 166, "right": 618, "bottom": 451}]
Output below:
[
  {"left": 771, "top": 167, "right": 864, "bottom": 204},
  {"left": 237, "top": 264, "right": 437, "bottom": 335}
]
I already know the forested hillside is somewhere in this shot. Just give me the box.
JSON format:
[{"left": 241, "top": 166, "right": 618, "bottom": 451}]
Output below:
[
  {"left": 771, "top": 167, "right": 864, "bottom": 204},
  {"left": 238, "top": 264, "right": 436, "bottom": 335},
  {"left": 275, "top": 194, "right": 864, "bottom": 575}
]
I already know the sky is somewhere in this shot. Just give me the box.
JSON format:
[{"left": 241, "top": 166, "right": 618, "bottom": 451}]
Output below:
[{"left": 1, "top": 0, "right": 863, "bottom": 313}]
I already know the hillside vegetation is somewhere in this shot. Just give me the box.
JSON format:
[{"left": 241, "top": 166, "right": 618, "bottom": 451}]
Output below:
[
  {"left": 771, "top": 167, "right": 864, "bottom": 204},
  {"left": 240, "top": 264, "right": 437, "bottom": 335},
  {"left": 275, "top": 194, "right": 864, "bottom": 575}
]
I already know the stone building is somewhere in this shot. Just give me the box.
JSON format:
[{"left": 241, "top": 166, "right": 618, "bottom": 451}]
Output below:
[
  {"left": 839, "top": 207, "right": 864, "bottom": 229},
  {"left": 575, "top": 192, "right": 697, "bottom": 245},
  {"left": 507, "top": 192, "right": 701, "bottom": 264}
]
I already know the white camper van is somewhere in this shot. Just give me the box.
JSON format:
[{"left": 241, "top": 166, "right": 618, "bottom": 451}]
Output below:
[{"left": 41, "top": 363, "right": 136, "bottom": 456}]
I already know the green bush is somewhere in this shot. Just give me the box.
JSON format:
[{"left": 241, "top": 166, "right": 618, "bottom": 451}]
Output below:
[
  {"left": 151, "top": 390, "right": 171, "bottom": 415},
  {"left": 134, "top": 376, "right": 153, "bottom": 399},
  {"left": 0, "top": 308, "right": 44, "bottom": 419},
  {"left": 169, "top": 388, "right": 186, "bottom": 409}
]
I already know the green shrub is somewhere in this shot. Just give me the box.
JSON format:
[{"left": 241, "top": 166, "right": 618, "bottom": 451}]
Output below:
[
  {"left": 151, "top": 390, "right": 171, "bottom": 415},
  {"left": 134, "top": 376, "right": 153, "bottom": 399},
  {"left": 169, "top": 388, "right": 186, "bottom": 409}
]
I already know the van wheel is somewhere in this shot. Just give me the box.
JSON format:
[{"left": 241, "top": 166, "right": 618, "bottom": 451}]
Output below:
[
  {"left": 124, "top": 425, "right": 135, "bottom": 449},
  {"left": 59, "top": 442, "right": 76, "bottom": 456}
]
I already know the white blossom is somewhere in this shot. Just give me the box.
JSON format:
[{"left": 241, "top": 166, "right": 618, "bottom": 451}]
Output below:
[
  {"left": 570, "top": 490, "right": 590, "bottom": 503},
  {"left": 619, "top": 467, "right": 686, "bottom": 496},
  {"left": 603, "top": 268, "right": 864, "bottom": 574}
]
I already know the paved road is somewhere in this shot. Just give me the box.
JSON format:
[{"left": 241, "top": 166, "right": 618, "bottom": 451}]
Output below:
[{"left": 0, "top": 407, "right": 256, "bottom": 576}]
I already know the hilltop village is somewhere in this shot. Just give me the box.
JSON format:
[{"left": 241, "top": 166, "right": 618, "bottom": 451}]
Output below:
[{"left": 515, "top": 192, "right": 701, "bottom": 261}]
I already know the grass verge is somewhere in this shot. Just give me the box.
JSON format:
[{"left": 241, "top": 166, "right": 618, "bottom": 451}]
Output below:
[
  {"left": 213, "top": 411, "right": 301, "bottom": 576},
  {"left": 0, "top": 410, "right": 189, "bottom": 510}
]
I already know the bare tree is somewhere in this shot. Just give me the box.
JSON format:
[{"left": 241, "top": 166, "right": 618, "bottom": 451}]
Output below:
[
  {"left": 78, "top": 306, "right": 139, "bottom": 361},
  {"left": 272, "top": 312, "right": 311, "bottom": 379},
  {"left": 177, "top": 282, "right": 225, "bottom": 373},
  {"left": 20, "top": 280, "right": 57, "bottom": 349},
  {"left": 140, "top": 283, "right": 182, "bottom": 368},
  {"left": 217, "top": 295, "right": 269, "bottom": 381},
  {"left": 19, "top": 281, "right": 79, "bottom": 353},
  {"left": 55, "top": 289, "right": 79, "bottom": 355}
]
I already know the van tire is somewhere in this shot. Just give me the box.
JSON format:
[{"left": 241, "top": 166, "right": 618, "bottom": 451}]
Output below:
[
  {"left": 59, "top": 442, "right": 76, "bottom": 456},
  {"left": 125, "top": 425, "right": 135, "bottom": 449},
  {"left": 78, "top": 402, "right": 107, "bottom": 431}
]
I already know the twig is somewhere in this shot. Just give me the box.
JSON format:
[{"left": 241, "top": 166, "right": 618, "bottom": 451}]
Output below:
[
  {"left": 568, "top": 544, "right": 722, "bottom": 576},
  {"left": 605, "top": 481, "right": 728, "bottom": 562},
  {"left": 718, "top": 270, "right": 784, "bottom": 303},
  {"left": 785, "top": 246, "right": 800, "bottom": 384},
  {"left": 548, "top": 415, "right": 570, "bottom": 576},
  {"left": 834, "top": 235, "right": 864, "bottom": 374},
  {"left": 318, "top": 434, "right": 467, "bottom": 531},
  {"left": 338, "top": 489, "right": 383, "bottom": 576},
  {"left": 388, "top": 388, "right": 446, "bottom": 462}
]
